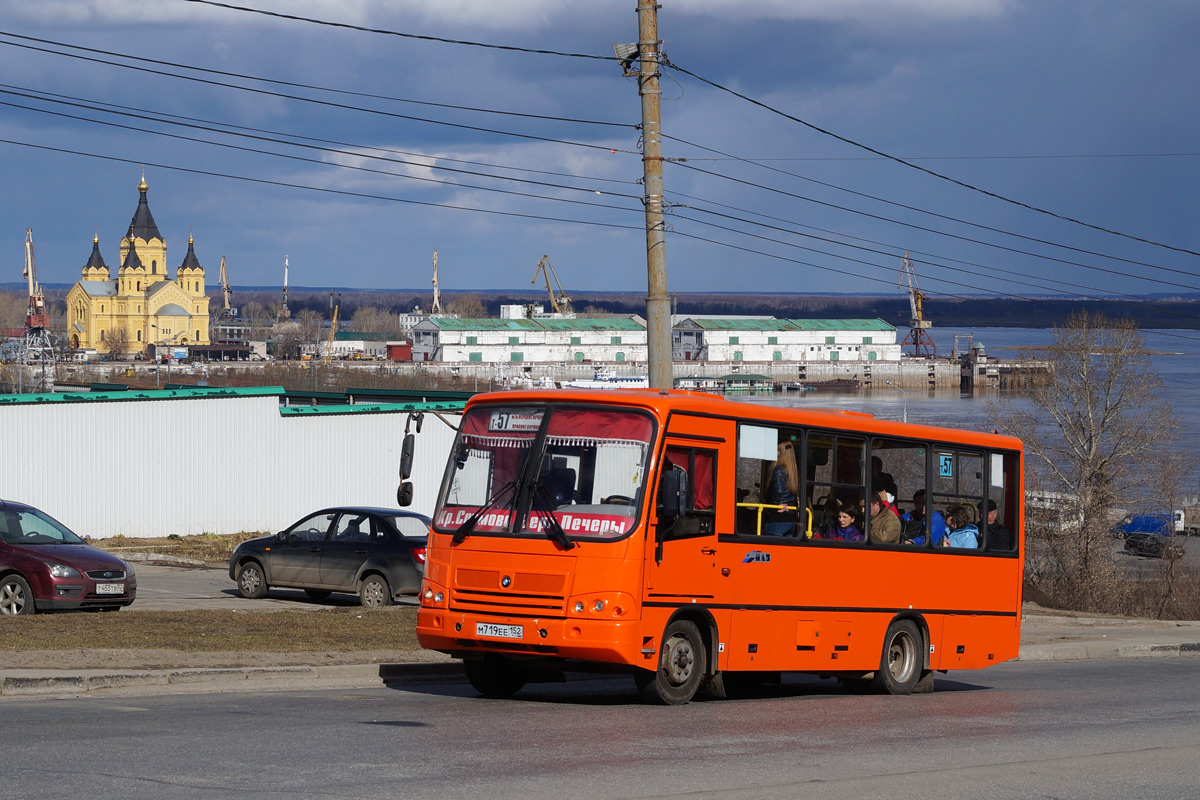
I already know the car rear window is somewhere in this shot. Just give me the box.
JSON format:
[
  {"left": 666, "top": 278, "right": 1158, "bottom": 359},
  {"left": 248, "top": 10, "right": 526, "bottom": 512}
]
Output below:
[{"left": 385, "top": 515, "right": 430, "bottom": 539}]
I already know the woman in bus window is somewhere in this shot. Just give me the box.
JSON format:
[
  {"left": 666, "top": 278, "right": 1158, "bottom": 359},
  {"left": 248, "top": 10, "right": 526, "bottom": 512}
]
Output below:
[{"left": 764, "top": 442, "right": 800, "bottom": 535}]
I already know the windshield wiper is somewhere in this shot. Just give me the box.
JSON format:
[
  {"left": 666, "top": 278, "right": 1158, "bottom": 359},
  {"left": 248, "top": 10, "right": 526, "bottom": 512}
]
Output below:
[
  {"left": 452, "top": 481, "right": 516, "bottom": 544},
  {"left": 530, "top": 480, "right": 577, "bottom": 551}
]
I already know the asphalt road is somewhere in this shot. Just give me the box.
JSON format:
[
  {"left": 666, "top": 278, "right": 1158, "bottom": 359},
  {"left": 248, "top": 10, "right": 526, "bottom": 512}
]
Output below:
[
  {"left": 3, "top": 657, "right": 1197, "bottom": 799},
  {"left": 130, "top": 562, "right": 419, "bottom": 611}
]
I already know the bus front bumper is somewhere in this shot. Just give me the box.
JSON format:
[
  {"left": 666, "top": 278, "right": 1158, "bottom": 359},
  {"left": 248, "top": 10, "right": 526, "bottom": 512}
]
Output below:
[{"left": 417, "top": 606, "right": 647, "bottom": 666}]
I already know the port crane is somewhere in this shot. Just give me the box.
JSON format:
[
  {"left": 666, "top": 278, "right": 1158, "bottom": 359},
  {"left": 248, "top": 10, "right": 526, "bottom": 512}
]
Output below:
[
  {"left": 898, "top": 252, "right": 936, "bottom": 357},
  {"left": 531, "top": 255, "right": 573, "bottom": 316},
  {"left": 217, "top": 256, "right": 236, "bottom": 319},
  {"left": 431, "top": 250, "right": 442, "bottom": 314},
  {"left": 279, "top": 255, "right": 291, "bottom": 320},
  {"left": 321, "top": 301, "right": 340, "bottom": 365},
  {"left": 18, "top": 229, "right": 55, "bottom": 391}
]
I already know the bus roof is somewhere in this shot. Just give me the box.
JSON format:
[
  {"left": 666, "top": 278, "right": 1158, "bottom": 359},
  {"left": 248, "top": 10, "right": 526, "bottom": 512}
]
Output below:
[{"left": 464, "top": 388, "right": 1023, "bottom": 451}]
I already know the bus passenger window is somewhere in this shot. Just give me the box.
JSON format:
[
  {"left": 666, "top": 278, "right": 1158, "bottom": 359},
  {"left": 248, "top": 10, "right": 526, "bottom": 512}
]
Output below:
[
  {"left": 983, "top": 451, "right": 1018, "bottom": 553},
  {"left": 807, "top": 433, "right": 866, "bottom": 541},
  {"left": 735, "top": 425, "right": 802, "bottom": 537},
  {"left": 870, "top": 439, "right": 925, "bottom": 544}
]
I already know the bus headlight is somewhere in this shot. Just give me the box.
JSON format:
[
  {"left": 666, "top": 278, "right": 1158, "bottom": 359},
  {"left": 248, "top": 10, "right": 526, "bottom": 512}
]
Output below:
[{"left": 421, "top": 582, "right": 446, "bottom": 607}]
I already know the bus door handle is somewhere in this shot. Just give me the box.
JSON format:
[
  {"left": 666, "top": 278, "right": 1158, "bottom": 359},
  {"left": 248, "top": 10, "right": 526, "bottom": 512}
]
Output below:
[{"left": 700, "top": 547, "right": 716, "bottom": 555}]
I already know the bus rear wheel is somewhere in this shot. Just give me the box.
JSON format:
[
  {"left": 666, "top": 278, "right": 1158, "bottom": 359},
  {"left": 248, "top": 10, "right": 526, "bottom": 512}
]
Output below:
[
  {"left": 465, "top": 654, "right": 529, "bottom": 698},
  {"left": 636, "top": 619, "right": 706, "bottom": 705},
  {"left": 873, "top": 619, "right": 922, "bottom": 695}
]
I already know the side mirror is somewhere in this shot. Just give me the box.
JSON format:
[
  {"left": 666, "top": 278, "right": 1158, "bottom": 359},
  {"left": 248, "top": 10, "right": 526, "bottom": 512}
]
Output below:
[
  {"left": 399, "top": 433, "right": 415, "bottom": 479},
  {"left": 397, "top": 481, "right": 414, "bottom": 507},
  {"left": 453, "top": 441, "right": 470, "bottom": 470},
  {"left": 658, "top": 467, "right": 689, "bottom": 519},
  {"left": 275, "top": 530, "right": 287, "bottom": 542}
]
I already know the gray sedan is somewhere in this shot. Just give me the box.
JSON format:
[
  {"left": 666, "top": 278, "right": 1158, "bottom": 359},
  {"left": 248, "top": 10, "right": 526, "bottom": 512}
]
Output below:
[{"left": 229, "top": 507, "right": 430, "bottom": 608}]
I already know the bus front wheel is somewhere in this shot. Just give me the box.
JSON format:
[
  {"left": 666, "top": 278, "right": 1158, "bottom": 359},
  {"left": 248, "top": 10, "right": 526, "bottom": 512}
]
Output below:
[
  {"left": 873, "top": 619, "right": 922, "bottom": 695},
  {"left": 636, "top": 619, "right": 706, "bottom": 705},
  {"left": 465, "top": 654, "right": 528, "bottom": 698}
]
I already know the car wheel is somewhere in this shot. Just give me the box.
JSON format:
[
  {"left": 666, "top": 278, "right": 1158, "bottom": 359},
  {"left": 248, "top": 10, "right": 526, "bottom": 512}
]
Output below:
[
  {"left": 873, "top": 619, "right": 923, "bottom": 695},
  {"left": 465, "top": 654, "right": 529, "bottom": 698},
  {"left": 635, "top": 619, "right": 706, "bottom": 705},
  {"left": 304, "top": 589, "right": 332, "bottom": 600},
  {"left": 236, "top": 561, "right": 269, "bottom": 599},
  {"left": 0, "top": 575, "right": 34, "bottom": 616},
  {"left": 359, "top": 574, "right": 391, "bottom": 608}
]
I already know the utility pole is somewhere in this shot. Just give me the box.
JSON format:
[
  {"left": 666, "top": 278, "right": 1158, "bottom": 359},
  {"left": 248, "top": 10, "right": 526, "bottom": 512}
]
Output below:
[{"left": 637, "top": 2, "right": 671, "bottom": 390}]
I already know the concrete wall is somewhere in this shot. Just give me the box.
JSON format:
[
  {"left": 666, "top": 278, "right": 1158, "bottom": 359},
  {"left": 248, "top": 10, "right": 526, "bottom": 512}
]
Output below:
[{"left": 0, "top": 391, "right": 459, "bottom": 538}]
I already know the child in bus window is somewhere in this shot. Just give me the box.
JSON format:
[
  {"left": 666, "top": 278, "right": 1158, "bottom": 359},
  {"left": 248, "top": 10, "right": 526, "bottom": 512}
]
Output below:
[
  {"left": 822, "top": 501, "right": 864, "bottom": 542},
  {"left": 943, "top": 505, "right": 980, "bottom": 549}
]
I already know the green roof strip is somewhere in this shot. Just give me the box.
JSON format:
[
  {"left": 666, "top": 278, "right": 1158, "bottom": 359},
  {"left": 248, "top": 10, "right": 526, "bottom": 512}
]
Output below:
[
  {"left": 0, "top": 385, "right": 287, "bottom": 405},
  {"left": 680, "top": 317, "right": 894, "bottom": 332},
  {"left": 280, "top": 400, "right": 466, "bottom": 416},
  {"left": 427, "top": 317, "right": 644, "bottom": 332}
]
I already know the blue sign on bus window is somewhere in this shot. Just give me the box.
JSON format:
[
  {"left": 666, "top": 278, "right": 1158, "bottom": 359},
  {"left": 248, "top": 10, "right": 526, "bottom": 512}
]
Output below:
[{"left": 938, "top": 454, "right": 954, "bottom": 478}]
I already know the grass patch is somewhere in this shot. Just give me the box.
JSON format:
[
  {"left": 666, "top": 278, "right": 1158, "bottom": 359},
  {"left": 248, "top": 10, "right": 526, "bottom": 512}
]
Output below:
[
  {"left": 93, "top": 532, "right": 265, "bottom": 566},
  {"left": 4, "top": 607, "right": 420, "bottom": 652}
]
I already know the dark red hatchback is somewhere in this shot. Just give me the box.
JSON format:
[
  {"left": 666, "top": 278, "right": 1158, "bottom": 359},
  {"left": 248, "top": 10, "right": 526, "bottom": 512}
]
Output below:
[{"left": 0, "top": 500, "right": 136, "bottom": 615}]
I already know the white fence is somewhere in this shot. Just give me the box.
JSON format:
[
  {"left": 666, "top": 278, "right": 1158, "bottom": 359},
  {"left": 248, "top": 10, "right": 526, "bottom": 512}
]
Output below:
[{"left": 0, "top": 388, "right": 461, "bottom": 538}]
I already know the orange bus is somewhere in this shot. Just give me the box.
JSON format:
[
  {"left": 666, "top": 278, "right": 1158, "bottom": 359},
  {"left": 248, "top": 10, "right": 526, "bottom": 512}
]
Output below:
[{"left": 412, "top": 388, "right": 1023, "bottom": 704}]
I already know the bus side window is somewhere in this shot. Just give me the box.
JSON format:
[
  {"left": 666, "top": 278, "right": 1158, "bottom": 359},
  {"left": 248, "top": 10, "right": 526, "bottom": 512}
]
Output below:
[
  {"left": 984, "top": 450, "right": 1018, "bottom": 553},
  {"left": 661, "top": 446, "right": 716, "bottom": 539},
  {"left": 808, "top": 433, "right": 866, "bottom": 540}
]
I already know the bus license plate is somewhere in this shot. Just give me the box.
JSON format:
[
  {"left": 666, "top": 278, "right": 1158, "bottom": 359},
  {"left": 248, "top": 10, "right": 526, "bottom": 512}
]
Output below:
[
  {"left": 476, "top": 622, "right": 523, "bottom": 640},
  {"left": 96, "top": 583, "right": 124, "bottom": 595}
]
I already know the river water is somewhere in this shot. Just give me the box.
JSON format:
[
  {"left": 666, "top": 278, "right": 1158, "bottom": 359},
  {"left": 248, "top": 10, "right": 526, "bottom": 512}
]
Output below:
[{"left": 726, "top": 326, "right": 1200, "bottom": 481}]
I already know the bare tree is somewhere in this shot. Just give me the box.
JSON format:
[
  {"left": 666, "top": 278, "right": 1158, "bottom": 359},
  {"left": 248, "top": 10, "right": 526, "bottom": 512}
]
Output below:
[
  {"left": 104, "top": 328, "right": 131, "bottom": 361},
  {"left": 350, "top": 305, "right": 401, "bottom": 335},
  {"left": 992, "top": 312, "right": 1189, "bottom": 612},
  {"left": 446, "top": 294, "right": 487, "bottom": 318}
]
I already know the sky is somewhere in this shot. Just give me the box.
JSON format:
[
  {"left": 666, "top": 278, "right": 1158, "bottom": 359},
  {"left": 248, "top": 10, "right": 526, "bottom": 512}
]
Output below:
[{"left": 0, "top": 0, "right": 1198, "bottom": 305}]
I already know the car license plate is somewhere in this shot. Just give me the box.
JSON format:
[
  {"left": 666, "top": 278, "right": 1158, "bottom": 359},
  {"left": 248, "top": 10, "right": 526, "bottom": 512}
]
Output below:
[
  {"left": 476, "top": 622, "right": 523, "bottom": 640},
  {"left": 96, "top": 583, "right": 124, "bottom": 595}
]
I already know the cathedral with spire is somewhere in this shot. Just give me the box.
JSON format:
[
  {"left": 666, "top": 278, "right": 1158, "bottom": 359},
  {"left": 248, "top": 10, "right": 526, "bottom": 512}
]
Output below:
[{"left": 65, "top": 175, "right": 211, "bottom": 356}]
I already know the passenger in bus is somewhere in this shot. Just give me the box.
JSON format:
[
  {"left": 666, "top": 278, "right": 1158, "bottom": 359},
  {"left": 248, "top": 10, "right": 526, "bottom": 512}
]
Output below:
[
  {"left": 980, "top": 499, "right": 1012, "bottom": 550},
  {"left": 943, "top": 505, "right": 980, "bottom": 548},
  {"left": 862, "top": 495, "right": 901, "bottom": 544},
  {"left": 821, "top": 501, "right": 864, "bottom": 542},
  {"left": 901, "top": 489, "right": 946, "bottom": 546},
  {"left": 871, "top": 456, "right": 898, "bottom": 508},
  {"left": 764, "top": 442, "right": 800, "bottom": 535}
]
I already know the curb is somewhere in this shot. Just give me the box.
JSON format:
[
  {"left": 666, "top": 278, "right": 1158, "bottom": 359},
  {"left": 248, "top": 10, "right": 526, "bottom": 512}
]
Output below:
[
  {"left": 1018, "top": 641, "right": 1200, "bottom": 662},
  {"left": 0, "top": 661, "right": 465, "bottom": 697}
]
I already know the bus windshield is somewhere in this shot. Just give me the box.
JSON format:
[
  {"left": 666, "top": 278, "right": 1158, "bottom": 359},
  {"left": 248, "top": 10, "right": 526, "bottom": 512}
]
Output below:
[{"left": 434, "top": 404, "right": 656, "bottom": 541}]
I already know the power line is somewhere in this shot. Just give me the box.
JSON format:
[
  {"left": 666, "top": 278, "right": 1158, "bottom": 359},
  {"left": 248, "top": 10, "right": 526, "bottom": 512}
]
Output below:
[
  {"left": 665, "top": 135, "right": 1200, "bottom": 281},
  {"left": 668, "top": 204, "right": 1200, "bottom": 328},
  {"left": 667, "top": 227, "right": 1200, "bottom": 345},
  {"left": 179, "top": 0, "right": 616, "bottom": 62},
  {"left": 0, "top": 136, "right": 649, "bottom": 235},
  {"left": 669, "top": 189, "right": 1158, "bottom": 297},
  {"left": 0, "top": 30, "right": 627, "bottom": 128},
  {"left": 1, "top": 83, "right": 639, "bottom": 188},
  {"left": 661, "top": 58, "right": 1200, "bottom": 260},
  {"left": 0, "top": 89, "right": 641, "bottom": 204},
  {"left": 682, "top": 152, "right": 1200, "bottom": 163},
  {"left": 669, "top": 160, "right": 1200, "bottom": 292},
  {"left": 0, "top": 34, "right": 638, "bottom": 153}
]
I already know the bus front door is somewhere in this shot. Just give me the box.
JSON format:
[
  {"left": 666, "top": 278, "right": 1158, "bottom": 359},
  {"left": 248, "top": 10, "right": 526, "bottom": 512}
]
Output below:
[{"left": 644, "top": 442, "right": 721, "bottom": 604}]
